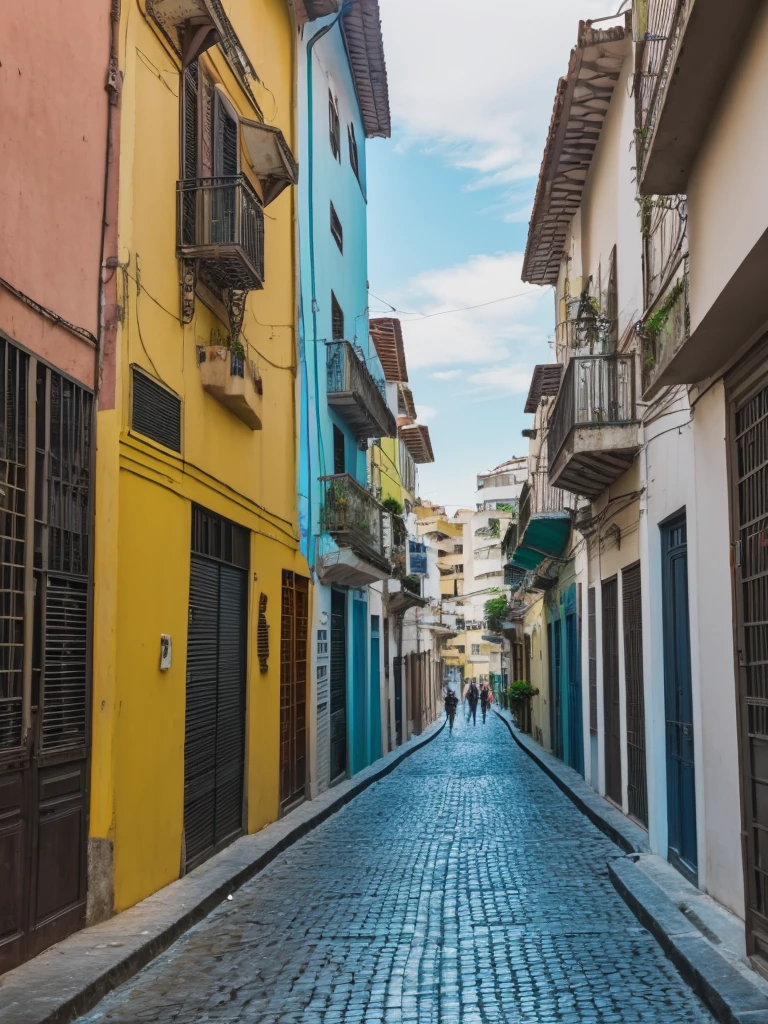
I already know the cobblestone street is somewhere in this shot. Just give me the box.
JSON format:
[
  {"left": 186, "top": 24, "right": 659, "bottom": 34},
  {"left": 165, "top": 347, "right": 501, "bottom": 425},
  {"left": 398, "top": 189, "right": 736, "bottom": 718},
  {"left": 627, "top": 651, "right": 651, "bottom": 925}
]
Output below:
[{"left": 77, "top": 712, "right": 715, "bottom": 1024}]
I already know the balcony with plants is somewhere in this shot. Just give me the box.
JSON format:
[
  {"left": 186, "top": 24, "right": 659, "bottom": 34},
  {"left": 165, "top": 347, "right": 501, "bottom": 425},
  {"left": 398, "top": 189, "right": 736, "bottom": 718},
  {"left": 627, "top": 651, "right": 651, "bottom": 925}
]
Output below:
[
  {"left": 197, "top": 329, "right": 263, "bottom": 429},
  {"left": 317, "top": 474, "right": 391, "bottom": 586},
  {"left": 547, "top": 353, "right": 639, "bottom": 499},
  {"left": 326, "top": 341, "right": 397, "bottom": 444}
]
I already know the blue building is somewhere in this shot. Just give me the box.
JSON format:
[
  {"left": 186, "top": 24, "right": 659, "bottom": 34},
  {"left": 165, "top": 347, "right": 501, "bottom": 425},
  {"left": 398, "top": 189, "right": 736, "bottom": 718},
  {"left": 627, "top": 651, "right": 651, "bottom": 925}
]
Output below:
[{"left": 295, "top": 0, "right": 394, "bottom": 793}]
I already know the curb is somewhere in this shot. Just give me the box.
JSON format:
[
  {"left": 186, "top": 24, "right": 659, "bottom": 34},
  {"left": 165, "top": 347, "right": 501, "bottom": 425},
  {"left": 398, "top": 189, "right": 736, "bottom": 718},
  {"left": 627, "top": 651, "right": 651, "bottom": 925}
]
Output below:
[
  {"left": 0, "top": 718, "right": 445, "bottom": 1024},
  {"left": 609, "top": 858, "right": 768, "bottom": 1024},
  {"left": 492, "top": 707, "right": 648, "bottom": 855}
]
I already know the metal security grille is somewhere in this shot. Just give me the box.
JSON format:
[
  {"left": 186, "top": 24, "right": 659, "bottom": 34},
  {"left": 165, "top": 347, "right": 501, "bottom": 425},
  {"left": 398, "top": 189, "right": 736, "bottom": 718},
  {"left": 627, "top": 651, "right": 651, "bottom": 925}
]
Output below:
[
  {"left": 41, "top": 577, "right": 88, "bottom": 749},
  {"left": 0, "top": 341, "right": 28, "bottom": 750},
  {"left": 588, "top": 587, "right": 597, "bottom": 735},
  {"left": 280, "top": 571, "right": 309, "bottom": 813},
  {"left": 623, "top": 563, "right": 648, "bottom": 826},
  {"left": 330, "top": 590, "right": 347, "bottom": 781},
  {"left": 602, "top": 578, "right": 622, "bottom": 805},
  {"left": 0, "top": 345, "right": 93, "bottom": 972},
  {"left": 184, "top": 507, "right": 248, "bottom": 870},
  {"left": 732, "top": 377, "right": 768, "bottom": 958},
  {"left": 131, "top": 368, "right": 181, "bottom": 452}
]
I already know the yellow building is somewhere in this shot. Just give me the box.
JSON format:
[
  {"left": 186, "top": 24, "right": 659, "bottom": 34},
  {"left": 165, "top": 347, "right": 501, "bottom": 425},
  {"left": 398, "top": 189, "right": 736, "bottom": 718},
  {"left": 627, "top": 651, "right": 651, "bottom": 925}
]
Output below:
[{"left": 90, "top": 0, "right": 309, "bottom": 919}]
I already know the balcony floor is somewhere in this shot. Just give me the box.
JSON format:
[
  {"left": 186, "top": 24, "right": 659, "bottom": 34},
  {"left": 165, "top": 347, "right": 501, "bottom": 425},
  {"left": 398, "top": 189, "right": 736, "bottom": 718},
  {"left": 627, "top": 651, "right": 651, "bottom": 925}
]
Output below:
[{"left": 550, "top": 423, "right": 640, "bottom": 499}]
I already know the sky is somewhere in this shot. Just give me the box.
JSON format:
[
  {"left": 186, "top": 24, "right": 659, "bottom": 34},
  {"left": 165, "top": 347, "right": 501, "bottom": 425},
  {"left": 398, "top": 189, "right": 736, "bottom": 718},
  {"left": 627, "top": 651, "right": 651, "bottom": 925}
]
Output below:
[{"left": 367, "top": 0, "right": 619, "bottom": 509}]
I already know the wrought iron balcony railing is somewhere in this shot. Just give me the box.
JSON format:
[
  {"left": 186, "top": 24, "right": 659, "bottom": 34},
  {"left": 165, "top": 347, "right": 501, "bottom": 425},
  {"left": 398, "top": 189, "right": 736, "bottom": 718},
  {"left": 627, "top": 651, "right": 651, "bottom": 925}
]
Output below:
[
  {"left": 319, "top": 473, "right": 389, "bottom": 572},
  {"left": 177, "top": 175, "right": 265, "bottom": 291},
  {"left": 326, "top": 341, "right": 397, "bottom": 442},
  {"left": 548, "top": 355, "right": 636, "bottom": 473}
]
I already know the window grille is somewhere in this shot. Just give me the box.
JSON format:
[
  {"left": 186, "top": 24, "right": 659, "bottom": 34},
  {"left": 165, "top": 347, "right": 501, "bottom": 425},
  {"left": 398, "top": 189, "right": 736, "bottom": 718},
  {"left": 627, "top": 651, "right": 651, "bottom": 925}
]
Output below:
[
  {"left": 328, "top": 92, "right": 340, "bottom": 160},
  {"left": 131, "top": 368, "right": 181, "bottom": 453}
]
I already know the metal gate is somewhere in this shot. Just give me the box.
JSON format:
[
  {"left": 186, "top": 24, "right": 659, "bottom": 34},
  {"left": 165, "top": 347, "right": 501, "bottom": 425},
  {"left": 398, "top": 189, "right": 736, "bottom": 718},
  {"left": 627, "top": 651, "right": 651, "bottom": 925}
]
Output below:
[
  {"left": 329, "top": 589, "right": 347, "bottom": 781},
  {"left": 393, "top": 655, "right": 403, "bottom": 746},
  {"left": 661, "top": 513, "right": 697, "bottom": 881},
  {"left": 184, "top": 508, "right": 248, "bottom": 871},
  {"left": 602, "top": 577, "right": 622, "bottom": 805},
  {"left": 279, "top": 571, "right": 308, "bottom": 814},
  {"left": 623, "top": 563, "right": 648, "bottom": 826},
  {"left": 548, "top": 620, "right": 562, "bottom": 759},
  {"left": 0, "top": 344, "right": 93, "bottom": 972},
  {"left": 730, "top": 370, "right": 768, "bottom": 959}
]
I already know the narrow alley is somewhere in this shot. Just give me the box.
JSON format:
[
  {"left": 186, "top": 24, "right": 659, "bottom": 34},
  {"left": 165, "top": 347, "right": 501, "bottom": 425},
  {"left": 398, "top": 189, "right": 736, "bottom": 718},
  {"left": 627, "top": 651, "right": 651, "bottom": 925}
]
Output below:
[{"left": 76, "top": 715, "right": 714, "bottom": 1024}]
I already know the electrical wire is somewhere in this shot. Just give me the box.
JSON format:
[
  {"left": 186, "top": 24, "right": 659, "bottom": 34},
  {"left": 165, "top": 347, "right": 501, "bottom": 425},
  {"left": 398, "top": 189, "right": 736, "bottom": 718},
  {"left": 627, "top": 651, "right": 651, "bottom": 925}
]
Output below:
[{"left": 367, "top": 287, "right": 549, "bottom": 323}]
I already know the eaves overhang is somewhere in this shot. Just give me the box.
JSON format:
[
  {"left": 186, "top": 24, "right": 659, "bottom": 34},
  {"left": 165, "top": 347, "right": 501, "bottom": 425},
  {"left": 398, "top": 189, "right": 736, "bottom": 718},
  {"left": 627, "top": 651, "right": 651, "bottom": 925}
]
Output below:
[
  {"left": 525, "top": 364, "right": 563, "bottom": 414},
  {"left": 522, "top": 16, "right": 630, "bottom": 286},
  {"left": 370, "top": 318, "right": 408, "bottom": 382},
  {"left": 341, "top": 0, "right": 391, "bottom": 139},
  {"left": 399, "top": 424, "right": 434, "bottom": 464}
]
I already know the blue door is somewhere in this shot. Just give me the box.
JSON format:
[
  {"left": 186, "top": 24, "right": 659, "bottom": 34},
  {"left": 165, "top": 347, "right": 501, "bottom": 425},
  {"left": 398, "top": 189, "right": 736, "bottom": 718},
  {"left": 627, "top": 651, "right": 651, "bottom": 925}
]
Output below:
[
  {"left": 370, "top": 615, "right": 382, "bottom": 763},
  {"left": 548, "top": 620, "right": 563, "bottom": 759},
  {"left": 351, "top": 597, "right": 368, "bottom": 774},
  {"left": 565, "top": 611, "right": 584, "bottom": 776},
  {"left": 662, "top": 514, "right": 697, "bottom": 880}
]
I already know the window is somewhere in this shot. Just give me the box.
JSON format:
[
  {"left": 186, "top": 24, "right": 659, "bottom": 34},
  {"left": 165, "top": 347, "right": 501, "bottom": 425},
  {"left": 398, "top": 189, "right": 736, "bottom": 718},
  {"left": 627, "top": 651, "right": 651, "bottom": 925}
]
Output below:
[
  {"left": 331, "top": 292, "right": 344, "bottom": 340},
  {"left": 348, "top": 122, "right": 360, "bottom": 180},
  {"left": 183, "top": 61, "right": 239, "bottom": 178},
  {"left": 329, "top": 91, "right": 340, "bottom": 160},
  {"left": 456, "top": 645, "right": 465, "bottom": 655},
  {"left": 455, "top": 564, "right": 464, "bottom": 574},
  {"left": 330, "top": 202, "right": 343, "bottom": 253},
  {"left": 317, "top": 629, "right": 328, "bottom": 657},
  {"left": 132, "top": 368, "right": 182, "bottom": 452},
  {"left": 472, "top": 644, "right": 481, "bottom": 656},
  {"left": 333, "top": 424, "right": 345, "bottom": 475},
  {"left": 455, "top": 544, "right": 463, "bottom": 554}
]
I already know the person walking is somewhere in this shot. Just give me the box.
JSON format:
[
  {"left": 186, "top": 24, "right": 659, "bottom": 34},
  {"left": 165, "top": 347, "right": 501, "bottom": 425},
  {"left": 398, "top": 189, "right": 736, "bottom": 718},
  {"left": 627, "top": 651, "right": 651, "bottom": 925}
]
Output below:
[
  {"left": 466, "top": 679, "right": 479, "bottom": 725},
  {"left": 444, "top": 685, "right": 458, "bottom": 732},
  {"left": 480, "top": 681, "right": 492, "bottom": 723}
]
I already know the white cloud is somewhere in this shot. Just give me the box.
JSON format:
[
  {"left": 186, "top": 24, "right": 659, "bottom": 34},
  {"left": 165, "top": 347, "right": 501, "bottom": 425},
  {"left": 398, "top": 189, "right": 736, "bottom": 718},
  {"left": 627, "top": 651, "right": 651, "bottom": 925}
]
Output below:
[
  {"left": 416, "top": 404, "right": 438, "bottom": 422},
  {"left": 393, "top": 251, "right": 553, "bottom": 371},
  {"left": 379, "top": 0, "right": 619, "bottom": 191},
  {"left": 466, "top": 366, "right": 534, "bottom": 396}
]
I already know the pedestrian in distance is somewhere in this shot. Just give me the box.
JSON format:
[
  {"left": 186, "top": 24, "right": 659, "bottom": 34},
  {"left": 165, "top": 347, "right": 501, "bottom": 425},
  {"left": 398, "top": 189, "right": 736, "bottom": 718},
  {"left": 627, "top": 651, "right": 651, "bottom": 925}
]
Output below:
[
  {"left": 466, "top": 679, "right": 479, "bottom": 725},
  {"left": 443, "top": 685, "right": 458, "bottom": 732},
  {"left": 480, "top": 681, "right": 492, "bottom": 723}
]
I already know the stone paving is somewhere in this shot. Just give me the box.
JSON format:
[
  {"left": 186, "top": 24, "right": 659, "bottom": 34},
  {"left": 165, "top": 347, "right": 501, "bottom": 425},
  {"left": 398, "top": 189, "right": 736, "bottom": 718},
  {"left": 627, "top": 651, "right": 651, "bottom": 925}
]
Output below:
[{"left": 76, "top": 710, "right": 715, "bottom": 1023}]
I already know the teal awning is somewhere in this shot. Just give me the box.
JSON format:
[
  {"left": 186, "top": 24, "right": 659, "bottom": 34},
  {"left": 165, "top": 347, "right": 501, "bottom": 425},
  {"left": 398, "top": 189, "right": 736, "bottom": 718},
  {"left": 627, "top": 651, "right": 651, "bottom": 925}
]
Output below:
[{"left": 511, "top": 512, "right": 571, "bottom": 573}]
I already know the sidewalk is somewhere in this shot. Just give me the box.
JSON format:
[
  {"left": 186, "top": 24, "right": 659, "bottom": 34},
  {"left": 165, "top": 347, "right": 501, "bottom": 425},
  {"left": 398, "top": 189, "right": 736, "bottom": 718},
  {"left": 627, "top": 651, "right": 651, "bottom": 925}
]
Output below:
[
  {"left": 494, "top": 707, "right": 768, "bottom": 1024},
  {"left": 0, "top": 719, "right": 445, "bottom": 1024}
]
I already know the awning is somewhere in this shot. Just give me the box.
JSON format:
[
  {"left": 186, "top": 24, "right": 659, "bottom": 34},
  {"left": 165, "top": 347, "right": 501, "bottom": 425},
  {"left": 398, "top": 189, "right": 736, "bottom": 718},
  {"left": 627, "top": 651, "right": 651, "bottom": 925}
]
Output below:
[
  {"left": 399, "top": 424, "right": 434, "bottom": 464},
  {"left": 511, "top": 512, "right": 571, "bottom": 573},
  {"left": 240, "top": 120, "right": 298, "bottom": 206},
  {"left": 148, "top": 0, "right": 250, "bottom": 69}
]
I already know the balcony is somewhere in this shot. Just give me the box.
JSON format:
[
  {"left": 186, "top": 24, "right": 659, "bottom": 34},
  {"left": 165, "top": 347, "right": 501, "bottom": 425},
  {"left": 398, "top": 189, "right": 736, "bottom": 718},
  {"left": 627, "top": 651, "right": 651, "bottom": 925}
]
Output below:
[
  {"left": 198, "top": 345, "right": 262, "bottom": 429},
  {"left": 326, "top": 341, "right": 397, "bottom": 443},
  {"left": 548, "top": 355, "right": 639, "bottom": 499},
  {"left": 177, "top": 175, "right": 264, "bottom": 291},
  {"left": 637, "top": 0, "right": 762, "bottom": 195},
  {"left": 641, "top": 268, "right": 690, "bottom": 397},
  {"left": 318, "top": 474, "right": 390, "bottom": 586}
]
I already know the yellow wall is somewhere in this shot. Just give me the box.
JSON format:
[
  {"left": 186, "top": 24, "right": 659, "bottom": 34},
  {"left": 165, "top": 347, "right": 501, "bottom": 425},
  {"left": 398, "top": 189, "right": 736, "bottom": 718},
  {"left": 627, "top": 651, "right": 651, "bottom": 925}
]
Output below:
[{"left": 91, "top": 0, "right": 307, "bottom": 914}]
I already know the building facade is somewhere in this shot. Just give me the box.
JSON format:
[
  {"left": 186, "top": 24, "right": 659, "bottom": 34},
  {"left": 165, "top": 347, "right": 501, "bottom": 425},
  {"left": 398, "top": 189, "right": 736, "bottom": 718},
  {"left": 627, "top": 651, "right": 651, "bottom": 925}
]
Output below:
[
  {"left": 0, "top": 0, "right": 111, "bottom": 972},
  {"left": 506, "top": 2, "right": 768, "bottom": 968}
]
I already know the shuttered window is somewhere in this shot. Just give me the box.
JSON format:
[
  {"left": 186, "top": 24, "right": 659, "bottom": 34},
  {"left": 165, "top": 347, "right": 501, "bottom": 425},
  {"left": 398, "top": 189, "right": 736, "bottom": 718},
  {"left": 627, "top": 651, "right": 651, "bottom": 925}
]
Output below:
[
  {"left": 329, "top": 92, "right": 340, "bottom": 160},
  {"left": 348, "top": 122, "right": 360, "bottom": 182},
  {"left": 330, "top": 202, "right": 343, "bottom": 253},
  {"left": 131, "top": 368, "right": 181, "bottom": 452},
  {"left": 331, "top": 292, "right": 344, "bottom": 341}
]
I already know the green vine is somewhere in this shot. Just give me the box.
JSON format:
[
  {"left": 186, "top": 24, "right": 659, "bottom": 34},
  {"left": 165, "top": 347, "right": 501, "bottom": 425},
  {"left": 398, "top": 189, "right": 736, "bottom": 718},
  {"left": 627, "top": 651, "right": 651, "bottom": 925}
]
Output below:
[{"left": 643, "top": 279, "right": 684, "bottom": 340}]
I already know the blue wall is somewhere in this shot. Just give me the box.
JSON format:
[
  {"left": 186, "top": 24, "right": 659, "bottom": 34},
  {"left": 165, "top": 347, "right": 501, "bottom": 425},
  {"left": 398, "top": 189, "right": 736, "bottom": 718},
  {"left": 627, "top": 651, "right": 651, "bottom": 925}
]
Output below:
[{"left": 296, "top": 15, "right": 385, "bottom": 778}]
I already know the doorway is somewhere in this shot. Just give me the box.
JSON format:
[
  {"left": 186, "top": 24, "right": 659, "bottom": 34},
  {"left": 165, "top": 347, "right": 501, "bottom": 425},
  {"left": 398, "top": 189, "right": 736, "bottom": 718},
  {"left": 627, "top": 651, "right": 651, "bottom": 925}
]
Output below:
[
  {"left": 623, "top": 562, "right": 648, "bottom": 827},
  {"left": 329, "top": 589, "right": 347, "bottom": 782},
  {"left": 184, "top": 507, "right": 248, "bottom": 871},
  {"left": 661, "top": 513, "right": 697, "bottom": 880},
  {"left": 0, "top": 345, "right": 94, "bottom": 972},
  {"left": 279, "top": 571, "right": 309, "bottom": 814},
  {"left": 602, "top": 577, "right": 622, "bottom": 806}
]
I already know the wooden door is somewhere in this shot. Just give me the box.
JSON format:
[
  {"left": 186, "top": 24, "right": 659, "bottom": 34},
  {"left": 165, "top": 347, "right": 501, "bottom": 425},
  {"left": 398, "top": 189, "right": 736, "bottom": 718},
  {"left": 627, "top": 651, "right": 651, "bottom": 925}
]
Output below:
[
  {"left": 329, "top": 589, "right": 347, "bottom": 781},
  {"left": 729, "top": 368, "right": 768, "bottom": 959},
  {"left": 279, "top": 571, "right": 309, "bottom": 814},
  {"left": 184, "top": 508, "right": 248, "bottom": 871},
  {"left": 565, "top": 611, "right": 584, "bottom": 776},
  {"left": 661, "top": 514, "right": 697, "bottom": 880},
  {"left": 623, "top": 563, "right": 648, "bottom": 827},
  {"left": 602, "top": 577, "right": 622, "bottom": 805},
  {"left": 0, "top": 347, "right": 93, "bottom": 972}
]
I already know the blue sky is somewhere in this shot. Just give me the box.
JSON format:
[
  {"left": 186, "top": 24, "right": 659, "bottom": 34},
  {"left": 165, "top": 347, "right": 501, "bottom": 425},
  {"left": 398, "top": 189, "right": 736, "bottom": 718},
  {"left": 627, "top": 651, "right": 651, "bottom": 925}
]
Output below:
[{"left": 366, "top": 0, "right": 618, "bottom": 508}]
